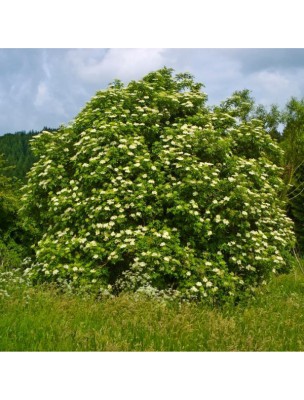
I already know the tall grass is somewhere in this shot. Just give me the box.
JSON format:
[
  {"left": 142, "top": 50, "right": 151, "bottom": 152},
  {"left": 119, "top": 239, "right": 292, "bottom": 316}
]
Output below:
[{"left": 0, "top": 268, "right": 303, "bottom": 351}]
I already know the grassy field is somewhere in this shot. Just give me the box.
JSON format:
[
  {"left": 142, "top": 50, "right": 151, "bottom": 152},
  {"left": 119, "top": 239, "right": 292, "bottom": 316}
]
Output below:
[{"left": 0, "top": 267, "right": 304, "bottom": 351}]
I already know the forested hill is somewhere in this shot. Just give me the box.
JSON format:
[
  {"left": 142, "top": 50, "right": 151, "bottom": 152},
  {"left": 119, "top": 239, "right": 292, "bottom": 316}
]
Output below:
[{"left": 0, "top": 128, "right": 56, "bottom": 181}]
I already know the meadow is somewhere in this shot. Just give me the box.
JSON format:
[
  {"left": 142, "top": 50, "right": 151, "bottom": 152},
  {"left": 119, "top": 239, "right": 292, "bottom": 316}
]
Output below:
[{"left": 1, "top": 264, "right": 303, "bottom": 351}]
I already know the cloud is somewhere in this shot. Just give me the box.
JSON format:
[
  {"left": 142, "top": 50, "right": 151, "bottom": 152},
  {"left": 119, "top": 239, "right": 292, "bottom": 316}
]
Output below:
[
  {"left": 42, "top": 50, "right": 51, "bottom": 79},
  {"left": 247, "top": 68, "right": 304, "bottom": 106},
  {"left": 228, "top": 48, "right": 304, "bottom": 74},
  {"left": 34, "top": 82, "right": 50, "bottom": 107},
  {"left": 65, "top": 48, "right": 166, "bottom": 85}
]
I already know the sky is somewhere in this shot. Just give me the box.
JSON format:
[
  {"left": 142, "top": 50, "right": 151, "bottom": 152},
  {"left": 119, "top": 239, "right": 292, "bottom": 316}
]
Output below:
[{"left": 1, "top": 48, "right": 304, "bottom": 135}]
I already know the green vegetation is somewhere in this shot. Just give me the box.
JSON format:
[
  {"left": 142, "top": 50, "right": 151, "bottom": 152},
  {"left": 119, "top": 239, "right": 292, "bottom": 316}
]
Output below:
[
  {"left": 0, "top": 264, "right": 303, "bottom": 351},
  {"left": 20, "top": 68, "right": 295, "bottom": 303},
  {"left": 0, "top": 127, "right": 56, "bottom": 181},
  {"left": 216, "top": 90, "right": 304, "bottom": 254},
  {"left": 0, "top": 130, "right": 37, "bottom": 181},
  {"left": 2, "top": 67, "right": 304, "bottom": 351},
  {"left": 0, "top": 155, "right": 31, "bottom": 269},
  {"left": 279, "top": 98, "right": 304, "bottom": 254}
]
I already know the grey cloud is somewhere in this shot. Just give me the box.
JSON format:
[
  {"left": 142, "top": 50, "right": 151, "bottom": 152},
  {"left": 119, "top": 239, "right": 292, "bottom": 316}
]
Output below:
[
  {"left": 0, "top": 49, "right": 95, "bottom": 133},
  {"left": 64, "top": 48, "right": 166, "bottom": 85},
  {"left": 226, "top": 48, "right": 304, "bottom": 74}
]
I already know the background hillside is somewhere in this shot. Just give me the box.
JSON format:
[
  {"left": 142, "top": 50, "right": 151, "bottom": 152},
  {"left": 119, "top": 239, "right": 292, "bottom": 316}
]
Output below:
[{"left": 0, "top": 128, "right": 56, "bottom": 181}]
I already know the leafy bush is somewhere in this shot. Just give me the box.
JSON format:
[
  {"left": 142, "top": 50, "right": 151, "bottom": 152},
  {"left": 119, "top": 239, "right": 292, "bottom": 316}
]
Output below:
[
  {"left": 21, "top": 68, "right": 295, "bottom": 303},
  {"left": 0, "top": 154, "right": 31, "bottom": 270}
]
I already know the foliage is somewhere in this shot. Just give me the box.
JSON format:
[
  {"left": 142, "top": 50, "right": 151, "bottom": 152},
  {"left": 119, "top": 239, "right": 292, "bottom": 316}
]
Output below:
[
  {"left": 216, "top": 91, "right": 304, "bottom": 254},
  {"left": 21, "top": 68, "right": 295, "bottom": 304},
  {"left": 254, "top": 103, "right": 282, "bottom": 141},
  {"left": 280, "top": 98, "right": 304, "bottom": 189},
  {"left": 215, "top": 89, "right": 283, "bottom": 140},
  {"left": 0, "top": 155, "right": 18, "bottom": 231},
  {"left": 0, "top": 151, "right": 37, "bottom": 270},
  {"left": 288, "top": 170, "right": 304, "bottom": 253},
  {"left": 0, "top": 266, "right": 30, "bottom": 298},
  {"left": 0, "top": 127, "right": 56, "bottom": 182},
  {"left": 214, "top": 89, "right": 255, "bottom": 122},
  {"left": 279, "top": 98, "right": 304, "bottom": 253},
  {"left": 0, "top": 131, "right": 38, "bottom": 181},
  {"left": 0, "top": 155, "right": 28, "bottom": 269}
]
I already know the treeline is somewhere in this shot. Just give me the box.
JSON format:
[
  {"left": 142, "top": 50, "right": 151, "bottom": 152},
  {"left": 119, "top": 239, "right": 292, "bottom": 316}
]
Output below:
[
  {"left": 0, "top": 127, "right": 57, "bottom": 268},
  {"left": 0, "top": 127, "right": 56, "bottom": 181}
]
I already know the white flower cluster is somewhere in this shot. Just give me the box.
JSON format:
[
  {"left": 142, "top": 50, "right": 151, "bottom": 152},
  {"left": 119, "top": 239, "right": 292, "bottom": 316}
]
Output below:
[{"left": 0, "top": 266, "right": 31, "bottom": 298}]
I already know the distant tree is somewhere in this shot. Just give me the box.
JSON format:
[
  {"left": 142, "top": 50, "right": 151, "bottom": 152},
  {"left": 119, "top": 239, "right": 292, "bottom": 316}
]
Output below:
[
  {"left": 0, "top": 127, "right": 57, "bottom": 181},
  {"left": 0, "top": 131, "right": 37, "bottom": 181},
  {"left": 213, "top": 89, "right": 255, "bottom": 122},
  {"left": 254, "top": 104, "right": 282, "bottom": 141},
  {"left": 0, "top": 155, "right": 18, "bottom": 234},
  {"left": 214, "top": 90, "right": 283, "bottom": 140},
  {"left": 279, "top": 98, "right": 304, "bottom": 253},
  {"left": 280, "top": 98, "right": 304, "bottom": 190}
]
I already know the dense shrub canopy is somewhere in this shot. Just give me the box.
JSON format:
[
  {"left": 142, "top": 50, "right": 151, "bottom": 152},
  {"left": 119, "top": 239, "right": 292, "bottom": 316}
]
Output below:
[{"left": 21, "top": 68, "right": 295, "bottom": 303}]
